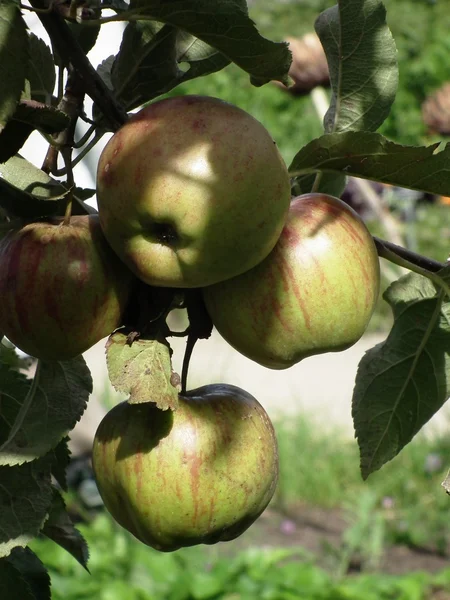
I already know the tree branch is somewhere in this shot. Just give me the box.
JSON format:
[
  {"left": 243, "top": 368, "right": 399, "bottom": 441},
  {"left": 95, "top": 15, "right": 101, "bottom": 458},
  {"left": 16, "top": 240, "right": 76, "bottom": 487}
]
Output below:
[
  {"left": 374, "top": 236, "right": 447, "bottom": 274},
  {"left": 29, "top": 0, "right": 128, "bottom": 132}
]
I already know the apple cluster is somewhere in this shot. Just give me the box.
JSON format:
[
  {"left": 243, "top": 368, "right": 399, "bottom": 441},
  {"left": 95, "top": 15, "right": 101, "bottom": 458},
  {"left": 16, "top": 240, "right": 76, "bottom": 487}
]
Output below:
[
  {"left": 92, "top": 96, "right": 380, "bottom": 551},
  {"left": 95, "top": 94, "right": 380, "bottom": 371},
  {"left": 0, "top": 95, "right": 380, "bottom": 552}
]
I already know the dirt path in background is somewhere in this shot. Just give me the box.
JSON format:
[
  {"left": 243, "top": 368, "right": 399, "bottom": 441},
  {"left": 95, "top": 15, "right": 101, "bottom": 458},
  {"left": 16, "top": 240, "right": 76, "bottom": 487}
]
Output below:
[{"left": 225, "top": 505, "right": 450, "bottom": 577}]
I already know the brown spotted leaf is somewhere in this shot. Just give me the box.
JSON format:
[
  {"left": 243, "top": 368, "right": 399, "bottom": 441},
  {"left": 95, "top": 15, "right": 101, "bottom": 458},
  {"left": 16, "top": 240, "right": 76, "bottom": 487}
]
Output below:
[{"left": 106, "top": 331, "right": 180, "bottom": 410}]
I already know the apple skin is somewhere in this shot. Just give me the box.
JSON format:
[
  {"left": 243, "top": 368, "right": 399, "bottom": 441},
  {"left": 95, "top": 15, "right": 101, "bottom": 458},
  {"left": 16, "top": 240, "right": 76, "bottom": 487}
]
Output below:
[
  {"left": 0, "top": 215, "right": 133, "bottom": 360},
  {"left": 203, "top": 193, "right": 381, "bottom": 369},
  {"left": 92, "top": 384, "right": 279, "bottom": 552},
  {"left": 96, "top": 95, "right": 291, "bottom": 288}
]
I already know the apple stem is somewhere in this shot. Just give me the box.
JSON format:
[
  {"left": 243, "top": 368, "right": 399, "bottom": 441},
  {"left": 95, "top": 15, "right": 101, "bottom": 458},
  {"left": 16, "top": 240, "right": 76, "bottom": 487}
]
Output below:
[{"left": 181, "top": 332, "right": 197, "bottom": 394}]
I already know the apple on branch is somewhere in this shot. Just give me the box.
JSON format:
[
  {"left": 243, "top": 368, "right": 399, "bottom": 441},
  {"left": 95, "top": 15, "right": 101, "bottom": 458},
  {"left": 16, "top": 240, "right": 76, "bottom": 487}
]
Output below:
[
  {"left": 203, "top": 193, "right": 381, "bottom": 369},
  {"left": 0, "top": 215, "right": 133, "bottom": 360},
  {"left": 92, "top": 383, "right": 279, "bottom": 551},
  {"left": 96, "top": 95, "right": 291, "bottom": 288}
]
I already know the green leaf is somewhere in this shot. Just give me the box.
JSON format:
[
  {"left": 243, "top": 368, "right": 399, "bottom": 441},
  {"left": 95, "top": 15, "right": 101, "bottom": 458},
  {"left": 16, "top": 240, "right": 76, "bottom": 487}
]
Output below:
[
  {"left": 0, "top": 155, "right": 95, "bottom": 218},
  {"left": 0, "top": 356, "right": 92, "bottom": 466},
  {"left": 0, "top": 558, "right": 35, "bottom": 600},
  {"left": 5, "top": 547, "right": 51, "bottom": 600},
  {"left": 0, "top": 119, "right": 33, "bottom": 164},
  {"left": 315, "top": 0, "right": 398, "bottom": 133},
  {"left": 102, "top": 0, "right": 129, "bottom": 11},
  {"left": 128, "top": 0, "right": 291, "bottom": 86},
  {"left": 0, "top": 101, "right": 69, "bottom": 163},
  {"left": 26, "top": 34, "right": 56, "bottom": 103},
  {"left": 0, "top": 1, "right": 29, "bottom": 131},
  {"left": 97, "top": 55, "right": 115, "bottom": 91},
  {"left": 291, "top": 172, "right": 346, "bottom": 198},
  {"left": 289, "top": 132, "right": 450, "bottom": 197},
  {"left": 13, "top": 100, "right": 69, "bottom": 135},
  {"left": 0, "top": 176, "right": 69, "bottom": 218},
  {"left": 352, "top": 272, "right": 450, "bottom": 479},
  {"left": 41, "top": 488, "right": 89, "bottom": 571},
  {"left": 112, "top": 21, "right": 230, "bottom": 111},
  {"left": 106, "top": 331, "right": 180, "bottom": 410},
  {"left": 73, "top": 187, "right": 96, "bottom": 202},
  {"left": 0, "top": 454, "right": 54, "bottom": 557},
  {"left": 0, "top": 155, "right": 66, "bottom": 201},
  {"left": 49, "top": 437, "right": 71, "bottom": 492},
  {"left": 54, "top": 21, "right": 100, "bottom": 67},
  {"left": 0, "top": 341, "right": 32, "bottom": 371},
  {"left": 67, "top": 22, "right": 100, "bottom": 56}
]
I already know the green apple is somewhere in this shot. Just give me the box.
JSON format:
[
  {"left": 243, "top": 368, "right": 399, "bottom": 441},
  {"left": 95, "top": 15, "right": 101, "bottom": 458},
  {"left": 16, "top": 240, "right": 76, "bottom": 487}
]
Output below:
[
  {"left": 0, "top": 215, "right": 133, "bottom": 360},
  {"left": 203, "top": 193, "right": 380, "bottom": 369},
  {"left": 96, "top": 95, "right": 291, "bottom": 288},
  {"left": 92, "top": 384, "right": 279, "bottom": 551}
]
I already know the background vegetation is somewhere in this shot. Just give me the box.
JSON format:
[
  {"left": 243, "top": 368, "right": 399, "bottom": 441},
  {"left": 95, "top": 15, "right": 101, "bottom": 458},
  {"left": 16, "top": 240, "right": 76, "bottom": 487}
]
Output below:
[
  {"left": 165, "top": 0, "right": 450, "bottom": 163},
  {"left": 31, "top": 411, "right": 450, "bottom": 599}
]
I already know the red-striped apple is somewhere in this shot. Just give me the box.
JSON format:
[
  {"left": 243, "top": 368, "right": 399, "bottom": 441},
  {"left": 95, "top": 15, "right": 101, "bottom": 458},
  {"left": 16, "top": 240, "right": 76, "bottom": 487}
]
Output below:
[
  {"left": 96, "top": 95, "right": 291, "bottom": 288},
  {"left": 203, "top": 193, "right": 380, "bottom": 369},
  {"left": 92, "top": 384, "right": 279, "bottom": 551},
  {"left": 0, "top": 215, "right": 133, "bottom": 360}
]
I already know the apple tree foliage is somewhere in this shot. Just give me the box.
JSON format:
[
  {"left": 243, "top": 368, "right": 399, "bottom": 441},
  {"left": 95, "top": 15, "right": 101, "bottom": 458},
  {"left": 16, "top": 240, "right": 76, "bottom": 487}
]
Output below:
[{"left": 0, "top": 0, "right": 449, "bottom": 594}]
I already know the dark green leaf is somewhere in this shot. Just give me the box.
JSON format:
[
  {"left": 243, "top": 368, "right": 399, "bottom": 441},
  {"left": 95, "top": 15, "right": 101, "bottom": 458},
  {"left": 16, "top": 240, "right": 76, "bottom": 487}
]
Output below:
[
  {"left": 73, "top": 187, "right": 96, "bottom": 202},
  {"left": 26, "top": 34, "right": 56, "bottom": 103},
  {"left": 113, "top": 22, "right": 230, "bottom": 110},
  {"left": 291, "top": 173, "right": 346, "bottom": 198},
  {"left": 42, "top": 488, "right": 89, "bottom": 570},
  {"left": 97, "top": 56, "right": 115, "bottom": 91},
  {"left": 106, "top": 331, "right": 180, "bottom": 410},
  {"left": 128, "top": 0, "right": 291, "bottom": 86},
  {"left": 54, "top": 21, "right": 100, "bottom": 67},
  {"left": 0, "top": 454, "right": 54, "bottom": 557},
  {"left": 0, "top": 356, "right": 92, "bottom": 466},
  {"left": 315, "top": 0, "right": 398, "bottom": 133},
  {"left": 289, "top": 132, "right": 450, "bottom": 197},
  {"left": 69, "top": 21, "right": 100, "bottom": 55},
  {"left": 102, "top": 0, "right": 129, "bottom": 11},
  {"left": 0, "top": 1, "right": 29, "bottom": 131},
  {"left": 0, "top": 155, "right": 86, "bottom": 218},
  {"left": 13, "top": 100, "right": 69, "bottom": 135},
  {"left": 353, "top": 272, "right": 450, "bottom": 479},
  {"left": 0, "top": 118, "right": 33, "bottom": 163},
  {"left": 0, "top": 341, "right": 33, "bottom": 371},
  {"left": 0, "top": 176, "right": 69, "bottom": 218},
  {"left": 0, "top": 155, "right": 68, "bottom": 200},
  {"left": 0, "top": 558, "right": 35, "bottom": 600},
  {"left": 0, "top": 101, "right": 69, "bottom": 162},
  {"left": 6, "top": 547, "right": 51, "bottom": 600},
  {"left": 49, "top": 438, "right": 71, "bottom": 492}
]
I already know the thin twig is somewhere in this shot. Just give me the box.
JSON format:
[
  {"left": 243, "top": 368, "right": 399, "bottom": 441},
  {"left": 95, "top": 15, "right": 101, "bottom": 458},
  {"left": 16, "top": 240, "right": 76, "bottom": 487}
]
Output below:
[
  {"left": 29, "top": 0, "right": 128, "bottom": 131},
  {"left": 375, "top": 236, "right": 450, "bottom": 297},
  {"left": 61, "top": 147, "right": 74, "bottom": 223},
  {"left": 374, "top": 236, "right": 446, "bottom": 273}
]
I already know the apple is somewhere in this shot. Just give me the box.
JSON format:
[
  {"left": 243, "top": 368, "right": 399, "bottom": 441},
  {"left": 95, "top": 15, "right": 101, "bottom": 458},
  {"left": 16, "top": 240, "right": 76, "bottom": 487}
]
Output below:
[
  {"left": 96, "top": 95, "right": 291, "bottom": 288},
  {"left": 0, "top": 215, "right": 133, "bottom": 360},
  {"left": 203, "top": 193, "right": 380, "bottom": 369},
  {"left": 92, "top": 383, "right": 279, "bottom": 551}
]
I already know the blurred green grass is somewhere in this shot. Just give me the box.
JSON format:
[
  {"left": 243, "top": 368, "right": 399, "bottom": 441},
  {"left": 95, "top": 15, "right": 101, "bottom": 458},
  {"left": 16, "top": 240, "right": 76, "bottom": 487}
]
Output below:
[{"left": 31, "top": 409, "right": 450, "bottom": 598}]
